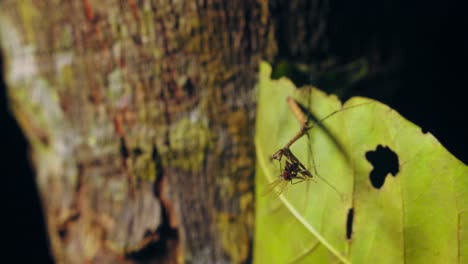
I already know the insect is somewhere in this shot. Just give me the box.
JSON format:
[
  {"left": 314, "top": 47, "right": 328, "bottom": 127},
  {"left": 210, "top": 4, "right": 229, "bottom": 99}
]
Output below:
[
  {"left": 265, "top": 93, "right": 370, "bottom": 198},
  {"left": 275, "top": 148, "right": 312, "bottom": 181},
  {"left": 264, "top": 148, "right": 315, "bottom": 196}
]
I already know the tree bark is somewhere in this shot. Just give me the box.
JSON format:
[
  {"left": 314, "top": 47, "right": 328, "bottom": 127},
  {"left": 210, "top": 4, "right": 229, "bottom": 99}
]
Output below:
[{"left": 0, "top": 1, "right": 274, "bottom": 263}]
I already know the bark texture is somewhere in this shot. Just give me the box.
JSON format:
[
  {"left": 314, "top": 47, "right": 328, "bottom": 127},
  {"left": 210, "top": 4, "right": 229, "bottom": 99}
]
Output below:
[{"left": 0, "top": 1, "right": 274, "bottom": 263}]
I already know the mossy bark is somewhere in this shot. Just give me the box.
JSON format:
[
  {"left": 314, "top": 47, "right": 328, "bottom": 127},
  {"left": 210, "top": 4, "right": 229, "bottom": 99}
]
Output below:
[{"left": 0, "top": 1, "right": 274, "bottom": 263}]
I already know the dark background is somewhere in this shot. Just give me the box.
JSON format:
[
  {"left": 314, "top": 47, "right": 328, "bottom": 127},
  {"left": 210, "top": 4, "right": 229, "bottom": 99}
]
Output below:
[
  {"left": 1, "top": 1, "right": 466, "bottom": 262},
  {"left": 1, "top": 54, "right": 54, "bottom": 262},
  {"left": 335, "top": 0, "right": 467, "bottom": 164},
  {"left": 271, "top": 0, "right": 468, "bottom": 164}
]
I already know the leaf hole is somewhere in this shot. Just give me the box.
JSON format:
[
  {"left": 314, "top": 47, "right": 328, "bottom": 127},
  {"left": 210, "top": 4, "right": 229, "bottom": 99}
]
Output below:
[
  {"left": 365, "top": 145, "right": 399, "bottom": 189},
  {"left": 346, "top": 208, "right": 354, "bottom": 240}
]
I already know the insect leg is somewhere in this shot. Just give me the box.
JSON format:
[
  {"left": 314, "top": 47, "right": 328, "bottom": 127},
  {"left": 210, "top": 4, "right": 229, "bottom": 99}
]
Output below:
[{"left": 291, "top": 179, "right": 307, "bottom": 185}]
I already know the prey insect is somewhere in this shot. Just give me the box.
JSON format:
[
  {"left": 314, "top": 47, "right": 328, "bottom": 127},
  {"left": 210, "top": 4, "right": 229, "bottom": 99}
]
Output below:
[
  {"left": 265, "top": 145, "right": 318, "bottom": 196},
  {"left": 266, "top": 93, "right": 369, "bottom": 197},
  {"left": 263, "top": 147, "right": 317, "bottom": 195}
]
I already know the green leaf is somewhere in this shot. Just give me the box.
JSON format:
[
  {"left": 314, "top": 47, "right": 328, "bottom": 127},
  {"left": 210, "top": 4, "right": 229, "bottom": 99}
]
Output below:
[{"left": 254, "top": 62, "right": 468, "bottom": 264}]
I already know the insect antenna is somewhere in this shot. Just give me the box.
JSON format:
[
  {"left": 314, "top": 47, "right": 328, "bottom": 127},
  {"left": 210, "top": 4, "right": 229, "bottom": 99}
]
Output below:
[
  {"left": 304, "top": 88, "right": 321, "bottom": 179},
  {"left": 303, "top": 88, "right": 346, "bottom": 201},
  {"left": 311, "top": 165, "right": 344, "bottom": 201},
  {"left": 304, "top": 101, "right": 373, "bottom": 132}
]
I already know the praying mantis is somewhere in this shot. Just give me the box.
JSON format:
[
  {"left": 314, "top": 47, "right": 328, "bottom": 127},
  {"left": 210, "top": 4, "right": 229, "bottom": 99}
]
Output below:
[{"left": 265, "top": 95, "right": 369, "bottom": 198}]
